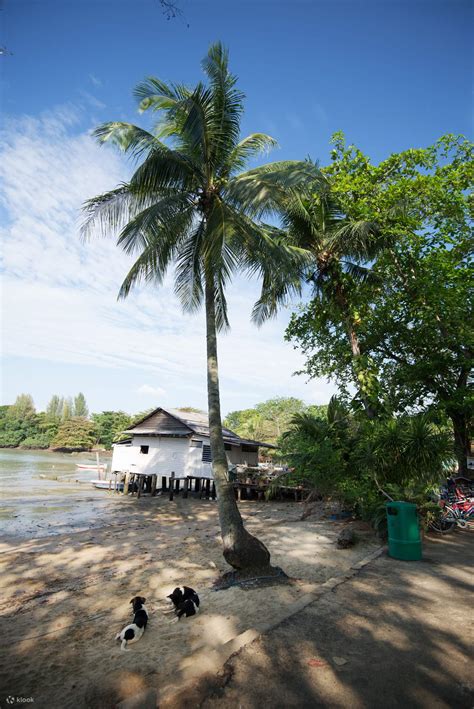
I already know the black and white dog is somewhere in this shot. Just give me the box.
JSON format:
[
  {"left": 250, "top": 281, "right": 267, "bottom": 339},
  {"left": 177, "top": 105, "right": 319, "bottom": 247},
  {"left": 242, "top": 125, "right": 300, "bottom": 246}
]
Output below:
[
  {"left": 167, "top": 586, "right": 200, "bottom": 620},
  {"left": 115, "top": 596, "right": 148, "bottom": 651}
]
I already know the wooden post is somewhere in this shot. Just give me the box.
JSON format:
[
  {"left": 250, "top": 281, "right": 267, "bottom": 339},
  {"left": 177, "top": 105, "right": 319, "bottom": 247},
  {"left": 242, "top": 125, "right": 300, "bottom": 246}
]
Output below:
[
  {"left": 123, "top": 472, "right": 130, "bottom": 496},
  {"left": 176, "top": 479, "right": 181, "bottom": 494},
  {"left": 205, "top": 479, "right": 211, "bottom": 499},
  {"left": 195, "top": 478, "right": 201, "bottom": 494},
  {"left": 151, "top": 475, "right": 157, "bottom": 497},
  {"left": 211, "top": 481, "right": 216, "bottom": 500},
  {"left": 183, "top": 477, "right": 189, "bottom": 499},
  {"left": 162, "top": 475, "right": 167, "bottom": 491},
  {"left": 137, "top": 475, "right": 144, "bottom": 499},
  {"left": 169, "top": 472, "right": 175, "bottom": 501}
]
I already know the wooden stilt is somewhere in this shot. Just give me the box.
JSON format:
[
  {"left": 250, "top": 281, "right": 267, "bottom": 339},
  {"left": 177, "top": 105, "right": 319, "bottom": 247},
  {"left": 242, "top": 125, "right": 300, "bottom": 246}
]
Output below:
[
  {"left": 162, "top": 476, "right": 167, "bottom": 491},
  {"left": 211, "top": 482, "right": 216, "bottom": 500},
  {"left": 151, "top": 474, "right": 157, "bottom": 497},
  {"left": 183, "top": 477, "right": 189, "bottom": 499},
  {"left": 169, "top": 471, "right": 175, "bottom": 501},
  {"left": 205, "top": 479, "right": 211, "bottom": 499},
  {"left": 123, "top": 472, "right": 130, "bottom": 496}
]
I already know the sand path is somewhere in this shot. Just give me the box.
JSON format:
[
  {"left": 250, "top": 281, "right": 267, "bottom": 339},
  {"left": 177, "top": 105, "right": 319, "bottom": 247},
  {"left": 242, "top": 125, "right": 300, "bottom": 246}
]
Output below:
[{"left": 0, "top": 497, "right": 379, "bottom": 708}]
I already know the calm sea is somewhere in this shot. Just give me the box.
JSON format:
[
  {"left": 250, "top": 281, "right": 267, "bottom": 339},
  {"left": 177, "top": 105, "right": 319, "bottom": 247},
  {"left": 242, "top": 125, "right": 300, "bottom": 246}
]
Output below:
[{"left": 0, "top": 449, "right": 118, "bottom": 541}]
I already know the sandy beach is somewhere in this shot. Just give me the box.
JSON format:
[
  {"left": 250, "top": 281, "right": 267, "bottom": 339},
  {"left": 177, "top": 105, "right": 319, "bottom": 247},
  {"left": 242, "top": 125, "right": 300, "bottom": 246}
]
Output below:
[{"left": 0, "top": 493, "right": 379, "bottom": 708}]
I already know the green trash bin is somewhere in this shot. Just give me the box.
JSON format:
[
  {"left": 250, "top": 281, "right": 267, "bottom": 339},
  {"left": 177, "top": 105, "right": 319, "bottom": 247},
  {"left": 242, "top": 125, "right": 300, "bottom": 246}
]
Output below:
[{"left": 386, "top": 501, "right": 422, "bottom": 561}]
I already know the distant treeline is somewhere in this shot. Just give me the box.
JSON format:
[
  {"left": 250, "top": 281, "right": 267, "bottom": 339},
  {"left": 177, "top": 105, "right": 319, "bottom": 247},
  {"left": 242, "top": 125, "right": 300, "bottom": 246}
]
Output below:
[
  {"left": 0, "top": 394, "right": 326, "bottom": 453},
  {"left": 0, "top": 393, "right": 151, "bottom": 452}
]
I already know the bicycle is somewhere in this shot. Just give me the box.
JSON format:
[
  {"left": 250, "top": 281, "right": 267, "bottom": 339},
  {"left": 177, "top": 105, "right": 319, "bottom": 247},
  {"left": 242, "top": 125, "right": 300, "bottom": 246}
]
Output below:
[{"left": 429, "top": 496, "right": 474, "bottom": 533}]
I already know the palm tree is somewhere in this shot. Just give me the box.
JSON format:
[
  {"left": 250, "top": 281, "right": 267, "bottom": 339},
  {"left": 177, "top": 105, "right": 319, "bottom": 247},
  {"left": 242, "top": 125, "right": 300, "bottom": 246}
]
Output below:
[
  {"left": 254, "top": 180, "right": 388, "bottom": 418},
  {"left": 82, "top": 42, "right": 321, "bottom": 573}
]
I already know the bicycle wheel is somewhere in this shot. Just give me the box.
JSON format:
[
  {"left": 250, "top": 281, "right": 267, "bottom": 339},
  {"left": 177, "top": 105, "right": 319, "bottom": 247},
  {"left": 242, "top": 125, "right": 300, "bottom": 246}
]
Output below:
[{"left": 429, "top": 517, "right": 456, "bottom": 534}]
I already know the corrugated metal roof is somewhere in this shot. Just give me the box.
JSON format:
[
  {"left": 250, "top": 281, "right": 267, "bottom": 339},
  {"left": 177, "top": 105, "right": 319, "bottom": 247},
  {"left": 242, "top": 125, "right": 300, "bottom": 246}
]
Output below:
[{"left": 125, "top": 407, "right": 277, "bottom": 448}]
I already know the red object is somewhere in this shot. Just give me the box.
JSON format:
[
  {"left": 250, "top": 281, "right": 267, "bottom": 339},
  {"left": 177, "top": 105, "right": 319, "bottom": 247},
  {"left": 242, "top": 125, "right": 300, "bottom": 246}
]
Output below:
[{"left": 307, "top": 658, "right": 328, "bottom": 668}]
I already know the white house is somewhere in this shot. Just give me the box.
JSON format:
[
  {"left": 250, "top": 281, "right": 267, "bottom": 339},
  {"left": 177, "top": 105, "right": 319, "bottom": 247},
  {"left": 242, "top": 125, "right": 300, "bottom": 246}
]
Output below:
[{"left": 111, "top": 407, "right": 275, "bottom": 480}]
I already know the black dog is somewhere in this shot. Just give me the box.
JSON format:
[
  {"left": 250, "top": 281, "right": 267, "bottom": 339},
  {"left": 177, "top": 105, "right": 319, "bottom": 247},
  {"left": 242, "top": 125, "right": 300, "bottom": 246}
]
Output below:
[
  {"left": 115, "top": 596, "right": 148, "bottom": 650},
  {"left": 167, "top": 586, "right": 200, "bottom": 620}
]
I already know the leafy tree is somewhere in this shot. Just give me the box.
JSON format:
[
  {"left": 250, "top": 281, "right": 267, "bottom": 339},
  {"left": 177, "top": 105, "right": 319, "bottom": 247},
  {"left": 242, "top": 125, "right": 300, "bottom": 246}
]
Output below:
[
  {"left": 254, "top": 397, "right": 309, "bottom": 439},
  {"left": 279, "top": 401, "right": 453, "bottom": 526},
  {"left": 92, "top": 410, "right": 133, "bottom": 449},
  {"left": 74, "top": 392, "right": 89, "bottom": 417},
  {"left": 19, "top": 433, "right": 51, "bottom": 449},
  {"left": 50, "top": 417, "right": 97, "bottom": 451},
  {"left": 83, "top": 42, "right": 320, "bottom": 573},
  {"left": 8, "top": 394, "right": 36, "bottom": 420},
  {"left": 258, "top": 178, "right": 385, "bottom": 418},
  {"left": 287, "top": 134, "right": 473, "bottom": 472},
  {"left": 61, "top": 397, "right": 74, "bottom": 421},
  {"left": 46, "top": 395, "right": 64, "bottom": 420},
  {"left": 225, "top": 398, "right": 322, "bottom": 446},
  {"left": 176, "top": 406, "right": 206, "bottom": 413}
]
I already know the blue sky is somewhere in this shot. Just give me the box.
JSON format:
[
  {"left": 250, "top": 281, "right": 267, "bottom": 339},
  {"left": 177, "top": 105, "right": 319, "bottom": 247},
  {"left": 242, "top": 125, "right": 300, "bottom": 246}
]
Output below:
[{"left": 1, "top": 0, "right": 472, "bottom": 416}]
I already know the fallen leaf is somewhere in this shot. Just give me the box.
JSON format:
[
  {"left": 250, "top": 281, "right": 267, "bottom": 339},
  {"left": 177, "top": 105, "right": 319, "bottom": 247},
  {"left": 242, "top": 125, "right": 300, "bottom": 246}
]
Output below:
[{"left": 333, "top": 656, "right": 348, "bottom": 666}]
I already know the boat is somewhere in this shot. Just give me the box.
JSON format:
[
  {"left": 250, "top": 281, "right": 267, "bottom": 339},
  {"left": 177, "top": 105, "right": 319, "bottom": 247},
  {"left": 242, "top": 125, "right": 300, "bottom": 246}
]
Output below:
[
  {"left": 76, "top": 452, "right": 107, "bottom": 472},
  {"left": 91, "top": 479, "right": 124, "bottom": 491},
  {"left": 76, "top": 464, "right": 107, "bottom": 471}
]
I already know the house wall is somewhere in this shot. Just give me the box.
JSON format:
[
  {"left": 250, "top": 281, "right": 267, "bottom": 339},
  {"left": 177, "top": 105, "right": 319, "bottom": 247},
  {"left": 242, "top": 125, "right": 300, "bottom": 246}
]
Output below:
[{"left": 111, "top": 435, "right": 259, "bottom": 479}]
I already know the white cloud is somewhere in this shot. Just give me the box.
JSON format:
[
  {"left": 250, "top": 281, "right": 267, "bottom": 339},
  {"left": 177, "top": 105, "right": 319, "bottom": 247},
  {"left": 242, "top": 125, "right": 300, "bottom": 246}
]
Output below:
[
  {"left": 0, "top": 105, "right": 336, "bottom": 412},
  {"left": 137, "top": 385, "right": 167, "bottom": 397}
]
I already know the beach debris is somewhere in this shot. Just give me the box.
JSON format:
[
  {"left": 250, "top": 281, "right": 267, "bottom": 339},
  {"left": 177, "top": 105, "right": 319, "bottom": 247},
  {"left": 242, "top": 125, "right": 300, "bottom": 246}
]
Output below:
[
  {"left": 337, "top": 526, "right": 355, "bottom": 549},
  {"left": 307, "top": 658, "right": 328, "bottom": 668},
  {"left": 333, "top": 656, "right": 348, "bottom": 666}
]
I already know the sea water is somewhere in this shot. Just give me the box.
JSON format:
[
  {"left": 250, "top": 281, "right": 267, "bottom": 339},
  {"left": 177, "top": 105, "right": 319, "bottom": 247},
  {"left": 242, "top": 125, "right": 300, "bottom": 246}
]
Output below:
[{"left": 0, "top": 449, "right": 118, "bottom": 541}]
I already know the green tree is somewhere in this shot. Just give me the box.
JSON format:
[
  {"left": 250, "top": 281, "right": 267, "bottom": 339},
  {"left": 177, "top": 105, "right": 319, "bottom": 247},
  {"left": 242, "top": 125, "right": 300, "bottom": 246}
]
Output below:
[
  {"left": 259, "top": 177, "right": 386, "bottom": 418},
  {"left": 46, "top": 395, "right": 64, "bottom": 420},
  {"left": 92, "top": 411, "right": 133, "bottom": 449},
  {"left": 74, "top": 392, "right": 89, "bottom": 418},
  {"left": 287, "top": 134, "right": 473, "bottom": 471},
  {"left": 62, "top": 397, "right": 74, "bottom": 421},
  {"left": 9, "top": 394, "right": 36, "bottom": 420},
  {"left": 51, "top": 417, "right": 98, "bottom": 451},
  {"left": 83, "top": 42, "right": 320, "bottom": 572}
]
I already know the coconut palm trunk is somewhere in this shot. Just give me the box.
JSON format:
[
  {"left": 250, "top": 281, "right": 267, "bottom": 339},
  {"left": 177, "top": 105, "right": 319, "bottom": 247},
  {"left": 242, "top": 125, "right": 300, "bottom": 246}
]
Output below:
[
  {"left": 205, "top": 277, "right": 271, "bottom": 570},
  {"left": 83, "top": 43, "right": 320, "bottom": 573}
]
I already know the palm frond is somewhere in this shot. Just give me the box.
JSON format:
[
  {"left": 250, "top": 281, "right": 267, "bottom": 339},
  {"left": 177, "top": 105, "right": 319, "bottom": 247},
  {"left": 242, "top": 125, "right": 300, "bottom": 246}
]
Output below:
[
  {"left": 117, "top": 207, "right": 194, "bottom": 298},
  {"left": 221, "top": 133, "right": 278, "bottom": 177},
  {"left": 116, "top": 194, "right": 192, "bottom": 256},
  {"left": 226, "top": 160, "right": 325, "bottom": 218},
  {"left": 93, "top": 122, "right": 163, "bottom": 161},
  {"left": 174, "top": 218, "right": 206, "bottom": 314},
  {"left": 81, "top": 185, "right": 155, "bottom": 241}
]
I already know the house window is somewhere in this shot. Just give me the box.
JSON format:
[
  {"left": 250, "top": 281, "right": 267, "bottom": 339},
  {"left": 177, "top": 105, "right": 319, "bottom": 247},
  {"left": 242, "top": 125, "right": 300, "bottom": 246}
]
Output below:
[
  {"left": 202, "top": 445, "right": 212, "bottom": 463},
  {"left": 140, "top": 445, "right": 149, "bottom": 454},
  {"left": 190, "top": 439, "right": 202, "bottom": 448}
]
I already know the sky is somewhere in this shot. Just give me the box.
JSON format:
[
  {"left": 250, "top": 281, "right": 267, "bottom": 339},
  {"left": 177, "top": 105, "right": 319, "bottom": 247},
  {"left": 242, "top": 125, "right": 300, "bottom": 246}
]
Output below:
[{"left": 0, "top": 0, "right": 472, "bottom": 416}]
